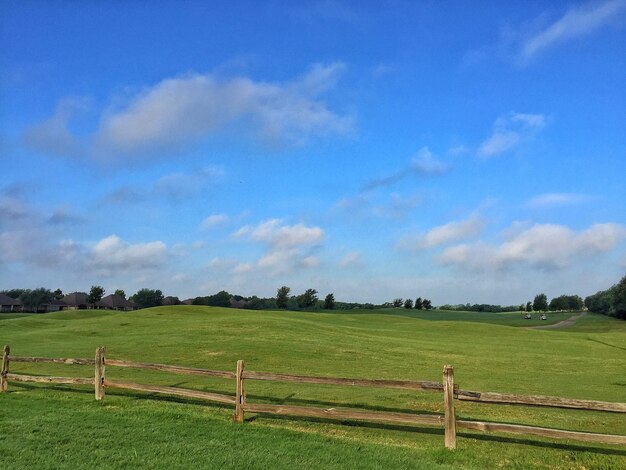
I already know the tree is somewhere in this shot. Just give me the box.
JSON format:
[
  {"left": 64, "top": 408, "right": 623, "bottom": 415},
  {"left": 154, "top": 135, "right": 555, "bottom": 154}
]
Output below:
[
  {"left": 533, "top": 293, "right": 548, "bottom": 312},
  {"left": 244, "top": 296, "right": 265, "bottom": 310},
  {"left": 87, "top": 285, "right": 105, "bottom": 305},
  {"left": 53, "top": 288, "right": 64, "bottom": 300},
  {"left": 0, "top": 289, "right": 27, "bottom": 299},
  {"left": 276, "top": 286, "right": 291, "bottom": 309},
  {"left": 324, "top": 293, "right": 335, "bottom": 310},
  {"left": 192, "top": 290, "right": 232, "bottom": 307},
  {"left": 392, "top": 298, "right": 403, "bottom": 308},
  {"left": 414, "top": 297, "right": 423, "bottom": 310},
  {"left": 130, "top": 288, "right": 164, "bottom": 309},
  {"left": 297, "top": 289, "right": 318, "bottom": 309},
  {"left": 422, "top": 299, "right": 432, "bottom": 310},
  {"left": 19, "top": 288, "right": 54, "bottom": 312},
  {"left": 567, "top": 295, "right": 584, "bottom": 311},
  {"left": 526, "top": 301, "right": 532, "bottom": 312},
  {"left": 114, "top": 289, "right": 126, "bottom": 300},
  {"left": 403, "top": 298, "right": 413, "bottom": 309},
  {"left": 519, "top": 304, "right": 525, "bottom": 312},
  {"left": 613, "top": 276, "right": 626, "bottom": 319}
]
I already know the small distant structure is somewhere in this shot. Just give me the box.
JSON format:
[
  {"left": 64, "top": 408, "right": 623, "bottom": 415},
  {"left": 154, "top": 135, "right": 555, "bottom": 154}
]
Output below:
[
  {"left": 0, "top": 294, "right": 22, "bottom": 313},
  {"left": 182, "top": 298, "right": 194, "bottom": 305},
  {"left": 42, "top": 299, "right": 68, "bottom": 313},
  {"left": 62, "top": 292, "right": 89, "bottom": 310},
  {"left": 162, "top": 296, "right": 181, "bottom": 306},
  {"left": 96, "top": 294, "right": 137, "bottom": 311}
]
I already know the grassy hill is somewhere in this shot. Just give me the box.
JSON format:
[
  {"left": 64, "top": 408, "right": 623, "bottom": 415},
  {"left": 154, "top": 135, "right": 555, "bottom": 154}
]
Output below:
[{"left": 1, "top": 307, "right": 625, "bottom": 469}]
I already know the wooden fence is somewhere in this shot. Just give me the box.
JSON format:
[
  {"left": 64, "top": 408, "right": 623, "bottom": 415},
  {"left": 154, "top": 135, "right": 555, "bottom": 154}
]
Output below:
[{"left": 2, "top": 345, "right": 625, "bottom": 449}]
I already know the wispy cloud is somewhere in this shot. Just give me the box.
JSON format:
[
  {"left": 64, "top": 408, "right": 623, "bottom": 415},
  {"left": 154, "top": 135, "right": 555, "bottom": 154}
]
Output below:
[
  {"left": 518, "top": 0, "right": 626, "bottom": 65},
  {"left": 201, "top": 214, "right": 230, "bottom": 229},
  {"left": 526, "top": 192, "right": 592, "bottom": 209},
  {"left": 440, "top": 222, "right": 626, "bottom": 270},
  {"left": 102, "top": 166, "right": 224, "bottom": 205},
  {"left": 478, "top": 112, "right": 546, "bottom": 158},
  {"left": 23, "top": 97, "right": 90, "bottom": 158},
  {"left": 234, "top": 219, "right": 325, "bottom": 274},
  {"left": 339, "top": 251, "right": 362, "bottom": 268},
  {"left": 399, "top": 216, "right": 485, "bottom": 251},
  {"left": 363, "top": 147, "right": 449, "bottom": 191},
  {"left": 89, "top": 234, "right": 168, "bottom": 275},
  {"left": 25, "top": 63, "right": 354, "bottom": 163}
]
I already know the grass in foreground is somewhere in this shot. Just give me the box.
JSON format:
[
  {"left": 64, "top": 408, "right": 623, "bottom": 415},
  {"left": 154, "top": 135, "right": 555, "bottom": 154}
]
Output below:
[{"left": 1, "top": 307, "right": 625, "bottom": 469}]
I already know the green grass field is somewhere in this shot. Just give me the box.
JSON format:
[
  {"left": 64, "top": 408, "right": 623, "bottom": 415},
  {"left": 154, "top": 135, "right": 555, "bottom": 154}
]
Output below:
[{"left": 1, "top": 307, "right": 625, "bottom": 469}]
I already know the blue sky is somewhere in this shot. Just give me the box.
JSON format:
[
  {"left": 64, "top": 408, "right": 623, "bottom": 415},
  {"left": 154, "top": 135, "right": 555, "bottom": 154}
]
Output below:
[{"left": 1, "top": 0, "right": 625, "bottom": 305}]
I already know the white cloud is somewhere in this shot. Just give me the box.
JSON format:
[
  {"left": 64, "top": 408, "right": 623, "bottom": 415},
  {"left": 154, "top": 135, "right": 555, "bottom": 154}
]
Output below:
[
  {"left": 363, "top": 147, "right": 449, "bottom": 191},
  {"left": 152, "top": 166, "right": 224, "bottom": 199},
  {"left": 202, "top": 214, "right": 230, "bottom": 229},
  {"left": 232, "top": 263, "right": 254, "bottom": 274},
  {"left": 92, "top": 63, "right": 353, "bottom": 157},
  {"left": 440, "top": 222, "right": 626, "bottom": 270},
  {"left": 23, "top": 97, "right": 90, "bottom": 157},
  {"left": 339, "top": 251, "right": 362, "bottom": 268},
  {"left": 235, "top": 219, "right": 324, "bottom": 248},
  {"left": 478, "top": 112, "right": 546, "bottom": 158},
  {"left": 410, "top": 147, "right": 450, "bottom": 174},
  {"left": 399, "top": 216, "right": 485, "bottom": 251},
  {"left": 235, "top": 219, "right": 325, "bottom": 274},
  {"left": 526, "top": 192, "right": 592, "bottom": 209},
  {"left": 102, "top": 166, "right": 224, "bottom": 205},
  {"left": 89, "top": 235, "right": 167, "bottom": 274},
  {"left": 519, "top": 0, "right": 626, "bottom": 64}
]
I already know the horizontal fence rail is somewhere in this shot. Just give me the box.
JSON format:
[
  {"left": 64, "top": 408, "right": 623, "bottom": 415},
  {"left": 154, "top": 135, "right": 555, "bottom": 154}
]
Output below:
[
  {"left": 11, "top": 356, "right": 96, "bottom": 366},
  {"left": 456, "top": 420, "right": 626, "bottom": 446},
  {"left": 2, "top": 344, "right": 625, "bottom": 450},
  {"left": 6, "top": 373, "right": 94, "bottom": 385},
  {"left": 242, "top": 403, "right": 445, "bottom": 427},
  {"left": 242, "top": 370, "right": 447, "bottom": 391},
  {"left": 104, "top": 379, "right": 236, "bottom": 405},
  {"left": 105, "top": 359, "right": 236, "bottom": 379},
  {"left": 456, "top": 389, "right": 626, "bottom": 413}
]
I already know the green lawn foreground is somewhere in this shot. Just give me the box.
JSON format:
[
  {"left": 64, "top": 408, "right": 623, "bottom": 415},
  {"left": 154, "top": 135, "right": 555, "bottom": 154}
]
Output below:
[{"left": 1, "top": 307, "right": 625, "bottom": 469}]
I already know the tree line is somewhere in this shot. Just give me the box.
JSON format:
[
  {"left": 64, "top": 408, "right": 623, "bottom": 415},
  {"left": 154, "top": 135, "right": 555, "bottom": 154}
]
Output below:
[
  {"left": 4, "top": 276, "right": 624, "bottom": 318},
  {"left": 584, "top": 275, "right": 626, "bottom": 319}
]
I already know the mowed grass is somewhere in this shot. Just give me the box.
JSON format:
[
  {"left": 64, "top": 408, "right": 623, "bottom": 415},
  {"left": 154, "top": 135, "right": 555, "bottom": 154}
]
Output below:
[{"left": 1, "top": 307, "right": 625, "bottom": 469}]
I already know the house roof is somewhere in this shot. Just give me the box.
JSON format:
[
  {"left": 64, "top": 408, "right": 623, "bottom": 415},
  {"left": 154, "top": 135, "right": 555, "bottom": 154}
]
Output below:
[
  {"left": 62, "top": 292, "right": 89, "bottom": 306},
  {"left": 96, "top": 294, "right": 134, "bottom": 309},
  {"left": 162, "top": 296, "right": 180, "bottom": 305},
  {"left": 0, "top": 293, "right": 22, "bottom": 306}
]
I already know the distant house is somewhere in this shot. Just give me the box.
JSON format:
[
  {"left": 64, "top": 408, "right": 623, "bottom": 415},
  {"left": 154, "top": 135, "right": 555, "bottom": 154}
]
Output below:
[
  {"left": 96, "top": 294, "right": 137, "bottom": 311},
  {"left": 62, "top": 292, "right": 89, "bottom": 310},
  {"left": 162, "top": 296, "right": 181, "bottom": 306},
  {"left": 0, "top": 294, "right": 22, "bottom": 313},
  {"left": 40, "top": 299, "right": 68, "bottom": 313},
  {"left": 182, "top": 298, "right": 194, "bottom": 305}
]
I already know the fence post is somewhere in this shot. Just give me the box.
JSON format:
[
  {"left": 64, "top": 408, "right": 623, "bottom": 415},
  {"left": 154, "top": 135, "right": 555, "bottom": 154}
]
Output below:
[
  {"left": 1, "top": 345, "right": 9, "bottom": 392},
  {"left": 95, "top": 346, "right": 106, "bottom": 400},
  {"left": 443, "top": 365, "right": 457, "bottom": 449},
  {"left": 234, "top": 359, "right": 245, "bottom": 422}
]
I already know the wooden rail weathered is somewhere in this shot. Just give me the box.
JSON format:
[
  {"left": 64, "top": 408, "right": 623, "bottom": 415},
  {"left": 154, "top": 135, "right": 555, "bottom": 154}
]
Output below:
[
  {"left": 6, "top": 373, "right": 94, "bottom": 385},
  {"left": 11, "top": 356, "right": 96, "bottom": 366},
  {"left": 105, "top": 359, "right": 236, "bottom": 379},
  {"left": 456, "top": 420, "right": 626, "bottom": 445},
  {"left": 456, "top": 389, "right": 626, "bottom": 413},
  {"left": 242, "top": 370, "right": 447, "bottom": 391},
  {"left": 2, "top": 344, "right": 625, "bottom": 450},
  {"left": 104, "top": 379, "right": 236, "bottom": 405},
  {"left": 242, "top": 403, "right": 444, "bottom": 427}
]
